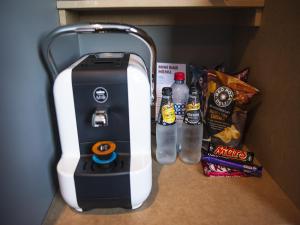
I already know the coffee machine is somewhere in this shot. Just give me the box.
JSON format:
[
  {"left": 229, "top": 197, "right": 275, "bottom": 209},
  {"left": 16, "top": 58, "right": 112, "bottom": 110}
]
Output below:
[{"left": 41, "top": 24, "right": 156, "bottom": 211}]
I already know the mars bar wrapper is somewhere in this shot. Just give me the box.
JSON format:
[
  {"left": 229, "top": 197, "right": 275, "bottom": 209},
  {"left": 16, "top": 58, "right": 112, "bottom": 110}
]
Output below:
[{"left": 208, "top": 145, "right": 254, "bottom": 163}]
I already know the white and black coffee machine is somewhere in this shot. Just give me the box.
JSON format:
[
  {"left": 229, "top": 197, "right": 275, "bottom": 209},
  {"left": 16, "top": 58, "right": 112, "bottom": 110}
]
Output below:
[{"left": 41, "top": 24, "right": 156, "bottom": 211}]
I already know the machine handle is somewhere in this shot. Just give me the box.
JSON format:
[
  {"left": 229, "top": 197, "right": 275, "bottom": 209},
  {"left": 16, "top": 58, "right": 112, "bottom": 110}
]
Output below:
[{"left": 41, "top": 23, "right": 157, "bottom": 104}]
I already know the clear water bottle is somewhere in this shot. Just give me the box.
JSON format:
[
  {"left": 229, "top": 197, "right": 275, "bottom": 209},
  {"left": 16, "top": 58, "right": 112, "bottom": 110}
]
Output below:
[
  {"left": 180, "top": 86, "right": 203, "bottom": 164},
  {"left": 156, "top": 87, "right": 177, "bottom": 164},
  {"left": 171, "top": 72, "right": 189, "bottom": 152}
]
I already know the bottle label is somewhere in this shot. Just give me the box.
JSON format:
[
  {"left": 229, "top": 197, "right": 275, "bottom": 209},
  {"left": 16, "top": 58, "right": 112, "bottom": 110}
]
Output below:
[
  {"left": 186, "top": 102, "right": 200, "bottom": 111},
  {"left": 160, "top": 103, "right": 176, "bottom": 125},
  {"left": 174, "top": 103, "right": 186, "bottom": 116},
  {"left": 184, "top": 102, "right": 201, "bottom": 125}
]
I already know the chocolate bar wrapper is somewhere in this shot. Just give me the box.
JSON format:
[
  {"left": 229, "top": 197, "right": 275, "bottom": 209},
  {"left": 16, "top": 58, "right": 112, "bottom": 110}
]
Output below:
[
  {"left": 207, "top": 144, "right": 254, "bottom": 164},
  {"left": 201, "top": 155, "right": 263, "bottom": 177},
  {"left": 202, "top": 162, "right": 248, "bottom": 177}
]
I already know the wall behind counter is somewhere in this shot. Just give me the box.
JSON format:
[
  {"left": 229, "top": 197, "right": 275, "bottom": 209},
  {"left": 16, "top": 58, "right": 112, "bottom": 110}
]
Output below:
[{"left": 0, "top": 0, "right": 78, "bottom": 224}]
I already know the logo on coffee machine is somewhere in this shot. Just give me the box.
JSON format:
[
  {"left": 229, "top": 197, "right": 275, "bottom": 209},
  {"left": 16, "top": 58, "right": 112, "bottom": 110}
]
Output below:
[{"left": 93, "top": 87, "right": 108, "bottom": 103}]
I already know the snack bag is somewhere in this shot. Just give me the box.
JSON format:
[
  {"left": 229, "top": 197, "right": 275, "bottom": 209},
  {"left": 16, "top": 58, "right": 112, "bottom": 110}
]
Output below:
[
  {"left": 204, "top": 70, "right": 259, "bottom": 148},
  {"left": 215, "top": 64, "right": 250, "bottom": 82},
  {"left": 232, "top": 68, "right": 250, "bottom": 82}
]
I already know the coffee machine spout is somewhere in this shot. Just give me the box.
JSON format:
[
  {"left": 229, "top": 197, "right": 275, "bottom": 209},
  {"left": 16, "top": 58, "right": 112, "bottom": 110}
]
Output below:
[{"left": 92, "top": 110, "right": 108, "bottom": 127}]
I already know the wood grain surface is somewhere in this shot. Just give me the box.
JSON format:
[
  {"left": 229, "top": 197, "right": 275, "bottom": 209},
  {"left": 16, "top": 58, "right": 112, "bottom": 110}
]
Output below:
[
  {"left": 231, "top": 0, "right": 300, "bottom": 209},
  {"left": 44, "top": 159, "right": 300, "bottom": 225},
  {"left": 57, "top": 0, "right": 265, "bottom": 9}
]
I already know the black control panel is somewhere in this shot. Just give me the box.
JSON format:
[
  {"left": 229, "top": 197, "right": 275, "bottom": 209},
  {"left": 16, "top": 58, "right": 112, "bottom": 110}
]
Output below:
[
  {"left": 72, "top": 53, "right": 132, "bottom": 210},
  {"left": 72, "top": 53, "right": 131, "bottom": 154}
]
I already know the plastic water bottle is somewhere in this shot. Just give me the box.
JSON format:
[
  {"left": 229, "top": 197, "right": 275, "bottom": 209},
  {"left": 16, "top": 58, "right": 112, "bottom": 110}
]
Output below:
[
  {"left": 156, "top": 87, "right": 177, "bottom": 164},
  {"left": 171, "top": 72, "right": 189, "bottom": 152},
  {"left": 180, "top": 86, "right": 203, "bottom": 164}
]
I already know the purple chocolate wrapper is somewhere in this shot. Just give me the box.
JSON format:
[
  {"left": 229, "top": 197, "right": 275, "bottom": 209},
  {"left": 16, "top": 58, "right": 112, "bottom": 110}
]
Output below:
[{"left": 201, "top": 155, "right": 262, "bottom": 177}]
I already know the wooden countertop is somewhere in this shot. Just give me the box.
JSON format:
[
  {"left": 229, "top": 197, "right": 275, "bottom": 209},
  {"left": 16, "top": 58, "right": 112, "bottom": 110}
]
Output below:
[{"left": 44, "top": 158, "right": 300, "bottom": 225}]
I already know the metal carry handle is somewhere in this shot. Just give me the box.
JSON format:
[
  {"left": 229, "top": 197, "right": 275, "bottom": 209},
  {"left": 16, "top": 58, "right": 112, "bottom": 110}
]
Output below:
[{"left": 41, "top": 23, "right": 157, "bottom": 103}]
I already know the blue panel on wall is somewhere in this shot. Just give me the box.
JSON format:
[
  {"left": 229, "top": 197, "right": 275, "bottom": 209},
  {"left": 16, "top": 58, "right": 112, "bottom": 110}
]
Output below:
[{"left": 0, "top": 1, "right": 78, "bottom": 225}]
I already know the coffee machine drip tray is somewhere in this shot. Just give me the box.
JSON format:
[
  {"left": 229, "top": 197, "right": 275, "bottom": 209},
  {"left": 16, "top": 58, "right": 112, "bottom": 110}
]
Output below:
[
  {"left": 75, "top": 154, "right": 130, "bottom": 175},
  {"left": 74, "top": 154, "right": 132, "bottom": 209}
]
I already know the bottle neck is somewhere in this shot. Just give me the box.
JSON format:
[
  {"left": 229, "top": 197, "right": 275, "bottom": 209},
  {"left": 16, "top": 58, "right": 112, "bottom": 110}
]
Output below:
[
  {"left": 162, "top": 95, "right": 172, "bottom": 100},
  {"left": 161, "top": 95, "right": 173, "bottom": 106},
  {"left": 188, "top": 94, "right": 199, "bottom": 103},
  {"left": 174, "top": 80, "right": 184, "bottom": 84}
]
